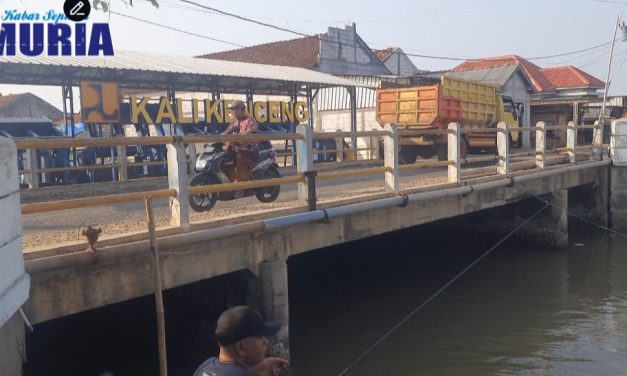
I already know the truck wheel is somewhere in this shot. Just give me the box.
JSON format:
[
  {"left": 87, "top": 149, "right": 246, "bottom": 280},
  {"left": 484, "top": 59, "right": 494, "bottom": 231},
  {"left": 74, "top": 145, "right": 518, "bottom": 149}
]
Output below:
[
  {"left": 399, "top": 147, "right": 419, "bottom": 164},
  {"left": 416, "top": 147, "right": 436, "bottom": 159}
]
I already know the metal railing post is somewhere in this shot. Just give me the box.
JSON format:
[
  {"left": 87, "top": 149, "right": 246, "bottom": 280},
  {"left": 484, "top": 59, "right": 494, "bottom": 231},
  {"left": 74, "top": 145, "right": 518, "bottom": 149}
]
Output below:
[
  {"left": 535, "top": 121, "right": 546, "bottom": 168},
  {"left": 593, "top": 120, "right": 604, "bottom": 160},
  {"left": 117, "top": 145, "right": 128, "bottom": 182},
  {"left": 497, "top": 122, "right": 510, "bottom": 175},
  {"left": 566, "top": 121, "right": 577, "bottom": 164},
  {"left": 383, "top": 124, "right": 400, "bottom": 192},
  {"left": 167, "top": 139, "right": 190, "bottom": 231},
  {"left": 187, "top": 142, "right": 197, "bottom": 174},
  {"left": 296, "top": 124, "right": 314, "bottom": 204},
  {"left": 27, "top": 148, "right": 39, "bottom": 189},
  {"left": 335, "top": 131, "right": 344, "bottom": 163},
  {"left": 448, "top": 122, "right": 461, "bottom": 184}
]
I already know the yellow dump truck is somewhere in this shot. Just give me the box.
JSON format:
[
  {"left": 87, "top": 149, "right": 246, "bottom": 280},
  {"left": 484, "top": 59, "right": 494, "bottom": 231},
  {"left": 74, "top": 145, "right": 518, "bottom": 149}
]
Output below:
[{"left": 376, "top": 76, "right": 520, "bottom": 163}]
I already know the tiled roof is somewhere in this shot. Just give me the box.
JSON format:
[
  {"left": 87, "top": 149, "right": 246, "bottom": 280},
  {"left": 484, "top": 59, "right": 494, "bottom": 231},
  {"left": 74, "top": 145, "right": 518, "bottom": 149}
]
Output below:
[
  {"left": 539, "top": 66, "right": 605, "bottom": 89},
  {"left": 452, "top": 55, "right": 555, "bottom": 93},
  {"left": 373, "top": 48, "right": 395, "bottom": 62},
  {"left": 198, "top": 35, "right": 321, "bottom": 69}
]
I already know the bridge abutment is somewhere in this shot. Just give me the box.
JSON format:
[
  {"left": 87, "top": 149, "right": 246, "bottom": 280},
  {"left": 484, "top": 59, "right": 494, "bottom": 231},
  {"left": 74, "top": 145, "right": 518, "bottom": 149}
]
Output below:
[
  {"left": 610, "top": 167, "right": 627, "bottom": 232},
  {"left": 258, "top": 259, "right": 290, "bottom": 361}
]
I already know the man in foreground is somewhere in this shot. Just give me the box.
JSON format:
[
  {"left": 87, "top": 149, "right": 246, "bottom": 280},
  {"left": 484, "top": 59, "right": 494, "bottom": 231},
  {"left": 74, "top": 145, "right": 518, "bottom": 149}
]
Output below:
[{"left": 193, "top": 306, "right": 289, "bottom": 376}]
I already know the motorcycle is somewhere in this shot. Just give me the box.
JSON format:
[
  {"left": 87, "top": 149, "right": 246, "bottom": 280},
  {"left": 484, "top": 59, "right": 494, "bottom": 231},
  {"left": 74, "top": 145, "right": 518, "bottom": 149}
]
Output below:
[{"left": 188, "top": 140, "right": 281, "bottom": 212}]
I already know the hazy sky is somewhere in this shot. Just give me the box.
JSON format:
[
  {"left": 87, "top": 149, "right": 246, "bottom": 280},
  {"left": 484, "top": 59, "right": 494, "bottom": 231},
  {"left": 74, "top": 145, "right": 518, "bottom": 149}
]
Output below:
[{"left": 1, "top": 0, "right": 627, "bottom": 109}]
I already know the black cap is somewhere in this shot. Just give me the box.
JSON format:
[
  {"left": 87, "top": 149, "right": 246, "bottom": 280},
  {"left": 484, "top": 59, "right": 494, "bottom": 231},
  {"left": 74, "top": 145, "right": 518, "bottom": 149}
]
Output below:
[{"left": 215, "top": 306, "right": 281, "bottom": 346}]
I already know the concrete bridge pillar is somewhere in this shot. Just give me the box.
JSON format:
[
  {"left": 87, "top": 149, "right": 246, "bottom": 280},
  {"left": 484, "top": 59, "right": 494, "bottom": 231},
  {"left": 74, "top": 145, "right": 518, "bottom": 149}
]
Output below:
[
  {"left": 524, "top": 189, "right": 569, "bottom": 248},
  {"left": 259, "top": 260, "right": 290, "bottom": 361}
]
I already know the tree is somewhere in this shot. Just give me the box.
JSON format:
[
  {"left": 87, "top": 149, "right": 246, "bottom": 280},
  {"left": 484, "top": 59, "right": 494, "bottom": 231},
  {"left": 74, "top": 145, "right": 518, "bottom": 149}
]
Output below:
[{"left": 93, "top": 0, "right": 159, "bottom": 12}]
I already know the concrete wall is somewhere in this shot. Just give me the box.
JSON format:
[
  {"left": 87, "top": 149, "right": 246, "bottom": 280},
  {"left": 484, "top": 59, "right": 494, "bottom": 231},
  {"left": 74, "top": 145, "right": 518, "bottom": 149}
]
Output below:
[
  {"left": 0, "top": 137, "right": 29, "bottom": 375},
  {"left": 318, "top": 25, "right": 391, "bottom": 76},
  {"left": 500, "top": 71, "right": 532, "bottom": 147},
  {"left": 382, "top": 49, "right": 421, "bottom": 76}
]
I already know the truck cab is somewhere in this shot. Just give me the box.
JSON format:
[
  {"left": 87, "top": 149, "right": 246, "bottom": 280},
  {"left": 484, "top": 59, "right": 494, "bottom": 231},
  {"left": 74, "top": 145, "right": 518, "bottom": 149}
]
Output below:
[{"left": 500, "top": 95, "right": 521, "bottom": 147}]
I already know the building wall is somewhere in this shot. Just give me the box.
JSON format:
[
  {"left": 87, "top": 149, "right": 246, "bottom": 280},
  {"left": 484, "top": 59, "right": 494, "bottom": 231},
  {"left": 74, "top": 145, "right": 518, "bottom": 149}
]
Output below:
[
  {"left": 314, "top": 108, "right": 380, "bottom": 159},
  {"left": 318, "top": 25, "right": 391, "bottom": 76},
  {"left": 499, "top": 72, "right": 532, "bottom": 147},
  {"left": 383, "top": 49, "right": 421, "bottom": 76},
  {"left": 0, "top": 137, "right": 29, "bottom": 375}
]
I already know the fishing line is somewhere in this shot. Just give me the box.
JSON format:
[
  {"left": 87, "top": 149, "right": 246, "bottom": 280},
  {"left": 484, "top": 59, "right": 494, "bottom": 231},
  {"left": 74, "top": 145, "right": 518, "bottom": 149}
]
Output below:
[{"left": 336, "top": 202, "right": 549, "bottom": 376}]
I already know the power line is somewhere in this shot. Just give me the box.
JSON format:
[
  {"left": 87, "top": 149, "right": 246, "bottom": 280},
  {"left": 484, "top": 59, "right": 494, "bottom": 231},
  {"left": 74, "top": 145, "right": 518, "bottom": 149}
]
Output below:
[
  {"left": 110, "top": 11, "right": 245, "bottom": 47},
  {"left": 176, "top": 0, "right": 309, "bottom": 37}
]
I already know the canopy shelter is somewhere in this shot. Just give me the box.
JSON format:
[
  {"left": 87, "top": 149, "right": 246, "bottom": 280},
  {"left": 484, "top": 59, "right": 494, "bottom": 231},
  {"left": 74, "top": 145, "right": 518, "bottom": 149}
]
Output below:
[
  {"left": 0, "top": 50, "right": 368, "bottom": 163},
  {"left": 0, "top": 50, "right": 366, "bottom": 95}
]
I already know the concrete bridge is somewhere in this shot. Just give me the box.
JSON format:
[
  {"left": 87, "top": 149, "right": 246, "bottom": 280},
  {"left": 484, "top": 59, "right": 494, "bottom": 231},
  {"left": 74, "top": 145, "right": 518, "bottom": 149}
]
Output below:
[{"left": 4, "top": 120, "right": 627, "bottom": 371}]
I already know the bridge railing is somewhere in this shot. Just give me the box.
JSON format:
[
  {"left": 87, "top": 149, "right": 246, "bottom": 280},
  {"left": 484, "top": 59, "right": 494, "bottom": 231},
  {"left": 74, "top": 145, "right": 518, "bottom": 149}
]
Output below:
[{"left": 17, "top": 120, "right": 608, "bottom": 240}]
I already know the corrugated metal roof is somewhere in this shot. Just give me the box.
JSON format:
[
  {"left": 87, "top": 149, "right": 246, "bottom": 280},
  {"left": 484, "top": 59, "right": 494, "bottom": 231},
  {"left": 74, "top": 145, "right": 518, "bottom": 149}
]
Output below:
[
  {"left": 0, "top": 50, "right": 368, "bottom": 94},
  {"left": 444, "top": 65, "right": 519, "bottom": 88}
]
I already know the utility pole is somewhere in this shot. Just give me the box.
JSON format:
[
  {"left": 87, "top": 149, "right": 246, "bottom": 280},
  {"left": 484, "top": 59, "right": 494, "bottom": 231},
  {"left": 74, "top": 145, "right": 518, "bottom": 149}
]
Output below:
[{"left": 599, "top": 16, "right": 620, "bottom": 127}]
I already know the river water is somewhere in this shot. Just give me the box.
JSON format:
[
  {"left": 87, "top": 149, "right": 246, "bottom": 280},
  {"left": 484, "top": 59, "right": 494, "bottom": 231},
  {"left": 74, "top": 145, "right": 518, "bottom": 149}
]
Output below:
[
  {"left": 288, "top": 223, "right": 627, "bottom": 376},
  {"left": 22, "top": 219, "right": 627, "bottom": 375}
]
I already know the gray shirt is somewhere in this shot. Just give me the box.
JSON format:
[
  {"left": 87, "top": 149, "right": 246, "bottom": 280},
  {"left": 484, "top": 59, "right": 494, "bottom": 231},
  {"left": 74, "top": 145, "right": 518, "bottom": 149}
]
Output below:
[{"left": 193, "top": 357, "right": 254, "bottom": 376}]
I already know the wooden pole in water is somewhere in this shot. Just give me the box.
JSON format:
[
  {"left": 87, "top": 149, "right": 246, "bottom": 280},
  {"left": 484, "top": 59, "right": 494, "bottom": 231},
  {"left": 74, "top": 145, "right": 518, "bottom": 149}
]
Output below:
[{"left": 145, "top": 196, "right": 168, "bottom": 376}]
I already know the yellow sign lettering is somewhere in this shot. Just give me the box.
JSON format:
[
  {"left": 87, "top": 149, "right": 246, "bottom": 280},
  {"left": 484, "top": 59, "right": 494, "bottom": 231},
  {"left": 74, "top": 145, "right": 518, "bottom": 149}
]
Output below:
[
  {"left": 131, "top": 96, "right": 153, "bottom": 124},
  {"left": 156, "top": 97, "right": 176, "bottom": 123},
  {"left": 295, "top": 101, "right": 308, "bottom": 123},
  {"left": 254, "top": 101, "right": 268, "bottom": 123},
  {"left": 204, "top": 99, "right": 223, "bottom": 123}
]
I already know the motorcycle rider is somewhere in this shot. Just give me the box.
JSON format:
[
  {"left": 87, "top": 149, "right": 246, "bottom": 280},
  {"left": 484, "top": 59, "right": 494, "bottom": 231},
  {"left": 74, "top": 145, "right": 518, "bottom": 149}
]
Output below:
[{"left": 221, "top": 100, "right": 259, "bottom": 184}]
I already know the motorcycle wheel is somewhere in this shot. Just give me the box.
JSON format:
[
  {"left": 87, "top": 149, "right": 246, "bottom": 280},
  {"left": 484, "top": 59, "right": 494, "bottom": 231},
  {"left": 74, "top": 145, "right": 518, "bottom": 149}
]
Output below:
[
  {"left": 255, "top": 167, "right": 281, "bottom": 203},
  {"left": 189, "top": 173, "right": 220, "bottom": 212}
]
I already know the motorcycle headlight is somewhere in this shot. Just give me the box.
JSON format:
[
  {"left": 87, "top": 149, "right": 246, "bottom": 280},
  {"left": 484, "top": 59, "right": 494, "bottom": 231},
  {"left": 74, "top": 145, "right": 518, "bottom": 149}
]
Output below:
[{"left": 195, "top": 154, "right": 211, "bottom": 170}]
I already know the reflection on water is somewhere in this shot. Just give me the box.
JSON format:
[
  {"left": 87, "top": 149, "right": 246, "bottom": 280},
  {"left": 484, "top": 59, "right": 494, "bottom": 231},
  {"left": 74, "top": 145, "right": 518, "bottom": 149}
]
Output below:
[{"left": 288, "top": 224, "right": 627, "bottom": 376}]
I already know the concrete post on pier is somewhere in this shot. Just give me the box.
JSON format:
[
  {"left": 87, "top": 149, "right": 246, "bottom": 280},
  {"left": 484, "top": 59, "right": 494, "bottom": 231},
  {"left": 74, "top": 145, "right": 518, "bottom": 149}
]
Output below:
[
  {"left": 448, "top": 122, "right": 461, "bottom": 184},
  {"left": 566, "top": 121, "right": 577, "bottom": 164},
  {"left": 497, "top": 122, "right": 510, "bottom": 176},
  {"left": 593, "top": 120, "right": 604, "bottom": 160},
  {"left": 259, "top": 260, "right": 290, "bottom": 361},
  {"left": 296, "top": 124, "right": 314, "bottom": 205},
  {"left": 383, "top": 124, "right": 400, "bottom": 193},
  {"left": 535, "top": 121, "right": 546, "bottom": 169},
  {"left": 167, "top": 140, "right": 190, "bottom": 231},
  {"left": 0, "top": 138, "right": 30, "bottom": 376}
]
